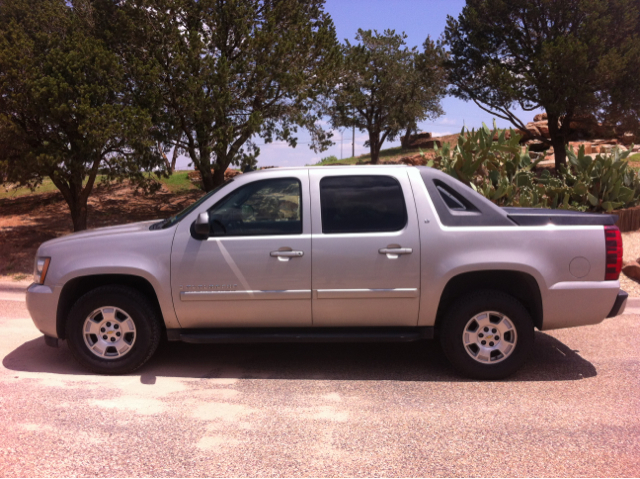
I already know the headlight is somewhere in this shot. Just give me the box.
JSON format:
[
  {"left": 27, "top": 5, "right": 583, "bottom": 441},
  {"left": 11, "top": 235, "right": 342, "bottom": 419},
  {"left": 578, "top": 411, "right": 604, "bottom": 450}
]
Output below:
[{"left": 34, "top": 257, "right": 51, "bottom": 285}]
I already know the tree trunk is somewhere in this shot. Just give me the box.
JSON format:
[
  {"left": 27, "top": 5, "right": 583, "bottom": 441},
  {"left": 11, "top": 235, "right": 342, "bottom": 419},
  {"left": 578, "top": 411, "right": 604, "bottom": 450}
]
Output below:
[
  {"left": 195, "top": 152, "right": 215, "bottom": 192},
  {"left": 401, "top": 126, "right": 414, "bottom": 148},
  {"left": 369, "top": 133, "right": 381, "bottom": 164},
  {"left": 547, "top": 112, "right": 567, "bottom": 171},
  {"left": 52, "top": 178, "right": 90, "bottom": 232},
  {"left": 212, "top": 165, "right": 226, "bottom": 188},
  {"left": 68, "top": 197, "right": 89, "bottom": 232},
  {"left": 158, "top": 142, "right": 180, "bottom": 175},
  {"left": 50, "top": 157, "right": 100, "bottom": 232}
]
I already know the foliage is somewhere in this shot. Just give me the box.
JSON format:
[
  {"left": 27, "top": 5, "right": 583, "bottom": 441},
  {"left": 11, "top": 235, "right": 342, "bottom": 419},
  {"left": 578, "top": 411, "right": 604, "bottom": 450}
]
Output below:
[
  {"left": 317, "top": 155, "right": 339, "bottom": 165},
  {"left": 561, "top": 145, "right": 640, "bottom": 212},
  {"left": 435, "top": 124, "right": 640, "bottom": 212},
  {"left": 444, "top": 0, "right": 640, "bottom": 170},
  {"left": 331, "top": 29, "right": 447, "bottom": 164},
  {"left": 0, "top": 0, "right": 163, "bottom": 231},
  {"left": 106, "top": 0, "right": 341, "bottom": 191}
]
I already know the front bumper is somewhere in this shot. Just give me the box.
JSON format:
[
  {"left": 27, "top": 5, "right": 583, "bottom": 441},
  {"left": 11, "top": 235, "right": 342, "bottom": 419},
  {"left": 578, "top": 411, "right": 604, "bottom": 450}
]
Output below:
[
  {"left": 607, "top": 290, "right": 628, "bottom": 318},
  {"left": 25, "top": 282, "right": 61, "bottom": 338}
]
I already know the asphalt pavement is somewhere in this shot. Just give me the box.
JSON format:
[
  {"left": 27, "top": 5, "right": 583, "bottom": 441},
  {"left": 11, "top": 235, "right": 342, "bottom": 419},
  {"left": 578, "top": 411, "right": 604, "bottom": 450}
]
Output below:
[{"left": 0, "top": 285, "right": 638, "bottom": 477}]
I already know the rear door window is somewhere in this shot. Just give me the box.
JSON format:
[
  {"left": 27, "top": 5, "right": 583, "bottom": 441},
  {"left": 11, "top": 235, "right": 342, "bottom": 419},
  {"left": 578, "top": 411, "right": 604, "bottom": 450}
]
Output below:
[{"left": 319, "top": 176, "right": 407, "bottom": 234}]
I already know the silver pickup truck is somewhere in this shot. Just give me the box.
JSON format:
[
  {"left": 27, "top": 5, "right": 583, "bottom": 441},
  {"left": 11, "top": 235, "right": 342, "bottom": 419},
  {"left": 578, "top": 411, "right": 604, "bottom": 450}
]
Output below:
[{"left": 26, "top": 165, "right": 627, "bottom": 379}]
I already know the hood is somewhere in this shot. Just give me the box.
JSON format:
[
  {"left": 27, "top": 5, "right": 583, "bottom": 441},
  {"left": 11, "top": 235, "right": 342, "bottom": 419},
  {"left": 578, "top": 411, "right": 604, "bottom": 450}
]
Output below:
[{"left": 39, "top": 220, "right": 161, "bottom": 250}]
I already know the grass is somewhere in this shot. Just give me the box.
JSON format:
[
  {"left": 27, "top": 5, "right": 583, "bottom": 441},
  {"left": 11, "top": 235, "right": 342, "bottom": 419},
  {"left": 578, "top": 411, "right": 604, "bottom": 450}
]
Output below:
[
  {"left": 0, "top": 178, "right": 60, "bottom": 199},
  {"left": 309, "top": 146, "right": 423, "bottom": 166},
  {"left": 0, "top": 171, "right": 198, "bottom": 200},
  {"left": 629, "top": 153, "right": 640, "bottom": 162},
  {"left": 161, "top": 170, "right": 198, "bottom": 194}
]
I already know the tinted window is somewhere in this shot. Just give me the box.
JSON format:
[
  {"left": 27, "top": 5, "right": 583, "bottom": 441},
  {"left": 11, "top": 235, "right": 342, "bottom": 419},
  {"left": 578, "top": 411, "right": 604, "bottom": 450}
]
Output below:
[
  {"left": 437, "top": 185, "right": 467, "bottom": 210},
  {"left": 208, "top": 178, "right": 302, "bottom": 236},
  {"left": 320, "top": 176, "right": 407, "bottom": 234}
]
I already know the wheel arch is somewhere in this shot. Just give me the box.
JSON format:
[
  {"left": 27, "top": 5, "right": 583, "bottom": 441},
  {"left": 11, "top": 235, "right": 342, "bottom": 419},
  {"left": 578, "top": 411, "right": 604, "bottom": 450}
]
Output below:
[
  {"left": 56, "top": 274, "right": 164, "bottom": 339},
  {"left": 435, "top": 270, "right": 543, "bottom": 331}
]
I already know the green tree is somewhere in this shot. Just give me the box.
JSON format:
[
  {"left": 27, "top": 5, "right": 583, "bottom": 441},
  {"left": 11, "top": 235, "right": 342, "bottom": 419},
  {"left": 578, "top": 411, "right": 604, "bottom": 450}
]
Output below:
[
  {"left": 0, "top": 0, "right": 162, "bottom": 231},
  {"left": 445, "top": 0, "right": 640, "bottom": 170},
  {"left": 109, "top": 0, "right": 340, "bottom": 192},
  {"left": 331, "top": 29, "right": 447, "bottom": 165}
]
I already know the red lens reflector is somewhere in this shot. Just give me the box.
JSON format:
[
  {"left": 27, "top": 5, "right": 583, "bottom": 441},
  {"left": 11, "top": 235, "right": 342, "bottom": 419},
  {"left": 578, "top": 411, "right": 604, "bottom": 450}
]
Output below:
[{"left": 604, "top": 225, "right": 623, "bottom": 281}]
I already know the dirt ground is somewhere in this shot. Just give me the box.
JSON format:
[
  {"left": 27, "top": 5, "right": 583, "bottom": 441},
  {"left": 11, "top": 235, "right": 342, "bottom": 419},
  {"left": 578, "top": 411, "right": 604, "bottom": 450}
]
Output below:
[{"left": 0, "top": 182, "right": 203, "bottom": 281}]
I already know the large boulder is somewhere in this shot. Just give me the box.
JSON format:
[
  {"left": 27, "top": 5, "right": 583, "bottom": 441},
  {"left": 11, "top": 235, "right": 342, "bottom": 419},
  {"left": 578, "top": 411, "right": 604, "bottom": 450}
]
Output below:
[
  {"left": 406, "top": 137, "right": 442, "bottom": 149},
  {"left": 525, "top": 123, "right": 542, "bottom": 138},
  {"left": 405, "top": 132, "right": 432, "bottom": 148},
  {"left": 531, "top": 120, "right": 550, "bottom": 137}
]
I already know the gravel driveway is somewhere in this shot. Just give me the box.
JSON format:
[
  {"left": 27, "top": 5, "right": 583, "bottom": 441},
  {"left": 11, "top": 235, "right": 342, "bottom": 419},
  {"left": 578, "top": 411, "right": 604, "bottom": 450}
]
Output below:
[{"left": 0, "top": 291, "right": 638, "bottom": 477}]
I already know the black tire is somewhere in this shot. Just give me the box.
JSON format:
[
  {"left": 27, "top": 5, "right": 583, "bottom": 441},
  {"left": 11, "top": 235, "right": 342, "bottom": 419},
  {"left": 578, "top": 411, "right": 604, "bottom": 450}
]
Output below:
[
  {"left": 66, "top": 285, "right": 162, "bottom": 374},
  {"left": 439, "top": 290, "right": 534, "bottom": 380}
]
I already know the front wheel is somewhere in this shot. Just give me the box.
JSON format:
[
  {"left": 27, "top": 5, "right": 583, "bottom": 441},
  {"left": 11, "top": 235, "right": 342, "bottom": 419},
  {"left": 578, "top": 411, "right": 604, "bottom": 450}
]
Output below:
[
  {"left": 66, "top": 285, "right": 162, "bottom": 374},
  {"left": 439, "top": 290, "right": 534, "bottom": 380}
]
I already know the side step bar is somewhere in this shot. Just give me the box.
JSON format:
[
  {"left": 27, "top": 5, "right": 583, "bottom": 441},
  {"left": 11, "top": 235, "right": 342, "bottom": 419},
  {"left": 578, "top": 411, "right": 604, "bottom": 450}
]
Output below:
[{"left": 167, "top": 327, "right": 434, "bottom": 344}]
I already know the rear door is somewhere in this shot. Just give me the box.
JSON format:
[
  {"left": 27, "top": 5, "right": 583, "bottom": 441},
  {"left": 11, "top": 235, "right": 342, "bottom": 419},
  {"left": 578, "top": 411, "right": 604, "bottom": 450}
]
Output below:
[{"left": 310, "top": 168, "right": 421, "bottom": 327}]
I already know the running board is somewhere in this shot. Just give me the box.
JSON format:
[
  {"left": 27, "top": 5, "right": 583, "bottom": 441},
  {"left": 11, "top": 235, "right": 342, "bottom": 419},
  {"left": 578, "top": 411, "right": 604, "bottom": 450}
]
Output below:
[{"left": 167, "top": 327, "right": 434, "bottom": 344}]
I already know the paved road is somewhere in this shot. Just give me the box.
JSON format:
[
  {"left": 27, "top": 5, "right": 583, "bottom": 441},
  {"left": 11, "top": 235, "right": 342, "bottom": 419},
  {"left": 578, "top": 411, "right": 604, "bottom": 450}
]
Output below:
[{"left": 0, "top": 292, "right": 638, "bottom": 477}]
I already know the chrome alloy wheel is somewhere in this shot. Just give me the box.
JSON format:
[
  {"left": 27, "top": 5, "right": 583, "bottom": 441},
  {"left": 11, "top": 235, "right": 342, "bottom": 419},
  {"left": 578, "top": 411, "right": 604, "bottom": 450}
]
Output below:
[
  {"left": 82, "top": 306, "right": 137, "bottom": 359},
  {"left": 462, "top": 311, "right": 518, "bottom": 364}
]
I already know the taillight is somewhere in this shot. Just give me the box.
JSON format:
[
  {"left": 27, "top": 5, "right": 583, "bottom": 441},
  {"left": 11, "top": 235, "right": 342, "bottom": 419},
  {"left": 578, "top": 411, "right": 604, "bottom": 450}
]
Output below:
[{"left": 604, "top": 225, "right": 623, "bottom": 281}]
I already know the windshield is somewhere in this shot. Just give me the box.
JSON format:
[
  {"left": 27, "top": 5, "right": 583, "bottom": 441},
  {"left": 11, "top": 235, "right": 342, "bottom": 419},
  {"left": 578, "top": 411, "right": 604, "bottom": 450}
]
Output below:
[{"left": 151, "top": 179, "right": 234, "bottom": 230}]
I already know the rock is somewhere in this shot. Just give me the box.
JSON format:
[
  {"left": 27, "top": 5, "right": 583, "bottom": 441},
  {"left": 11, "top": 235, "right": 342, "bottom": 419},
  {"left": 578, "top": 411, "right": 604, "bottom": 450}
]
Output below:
[
  {"left": 536, "top": 158, "right": 555, "bottom": 168},
  {"left": 492, "top": 129, "right": 529, "bottom": 141},
  {"left": 534, "top": 112, "right": 547, "bottom": 122},
  {"left": 225, "top": 168, "right": 243, "bottom": 179},
  {"left": 569, "top": 115, "right": 599, "bottom": 138},
  {"left": 525, "top": 123, "right": 542, "bottom": 138},
  {"left": 620, "top": 133, "right": 636, "bottom": 146},
  {"left": 531, "top": 120, "right": 550, "bottom": 137},
  {"left": 407, "top": 138, "right": 441, "bottom": 149},
  {"left": 398, "top": 155, "right": 426, "bottom": 166},
  {"left": 599, "top": 144, "right": 617, "bottom": 154},
  {"left": 568, "top": 142, "right": 594, "bottom": 154},
  {"left": 526, "top": 140, "right": 549, "bottom": 152},
  {"left": 405, "top": 132, "right": 432, "bottom": 148},
  {"left": 622, "top": 261, "right": 640, "bottom": 282}
]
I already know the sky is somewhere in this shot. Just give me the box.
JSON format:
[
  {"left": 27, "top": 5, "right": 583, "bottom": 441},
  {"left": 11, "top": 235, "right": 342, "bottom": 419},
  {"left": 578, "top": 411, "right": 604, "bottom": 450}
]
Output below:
[{"left": 176, "top": 0, "right": 540, "bottom": 170}]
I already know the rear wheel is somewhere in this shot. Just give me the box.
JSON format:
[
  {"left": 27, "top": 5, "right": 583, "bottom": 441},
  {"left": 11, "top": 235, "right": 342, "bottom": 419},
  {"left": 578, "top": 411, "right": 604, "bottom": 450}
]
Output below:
[
  {"left": 66, "top": 286, "right": 161, "bottom": 374},
  {"left": 440, "top": 290, "right": 534, "bottom": 379}
]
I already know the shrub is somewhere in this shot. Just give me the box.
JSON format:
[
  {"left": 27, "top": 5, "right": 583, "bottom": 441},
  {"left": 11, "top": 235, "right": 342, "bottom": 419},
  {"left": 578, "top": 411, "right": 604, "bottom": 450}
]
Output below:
[
  {"left": 434, "top": 123, "right": 639, "bottom": 212},
  {"left": 314, "top": 155, "right": 339, "bottom": 165}
]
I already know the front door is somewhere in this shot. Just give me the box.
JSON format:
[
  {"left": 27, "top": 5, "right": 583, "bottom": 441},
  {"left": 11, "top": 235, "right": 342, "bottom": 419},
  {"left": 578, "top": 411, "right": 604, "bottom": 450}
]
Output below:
[
  {"left": 171, "top": 171, "right": 312, "bottom": 328},
  {"left": 310, "top": 170, "right": 421, "bottom": 327}
]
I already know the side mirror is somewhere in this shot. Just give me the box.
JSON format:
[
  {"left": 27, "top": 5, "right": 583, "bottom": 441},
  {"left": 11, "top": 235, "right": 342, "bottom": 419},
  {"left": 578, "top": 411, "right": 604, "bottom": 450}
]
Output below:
[{"left": 194, "top": 212, "right": 210, "bottom": 236}]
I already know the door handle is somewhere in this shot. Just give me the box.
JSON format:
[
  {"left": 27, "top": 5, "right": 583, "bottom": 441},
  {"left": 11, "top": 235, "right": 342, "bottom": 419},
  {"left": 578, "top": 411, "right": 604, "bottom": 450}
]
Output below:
[
  {"left": 270, "top": 250, "right": 304, "bottom": 262},
  {"left": 378, "top": 248, "right": 412, "bottom": 255}
]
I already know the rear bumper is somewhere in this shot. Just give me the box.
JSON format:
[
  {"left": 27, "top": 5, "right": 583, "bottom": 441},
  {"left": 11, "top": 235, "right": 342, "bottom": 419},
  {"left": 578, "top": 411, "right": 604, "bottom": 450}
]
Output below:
[
  {"left": 542, "top": 281, "right": 621, "bottom": 330},
  {"left": 607, "top": 290, "right": 628, "bottom": 318}
]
